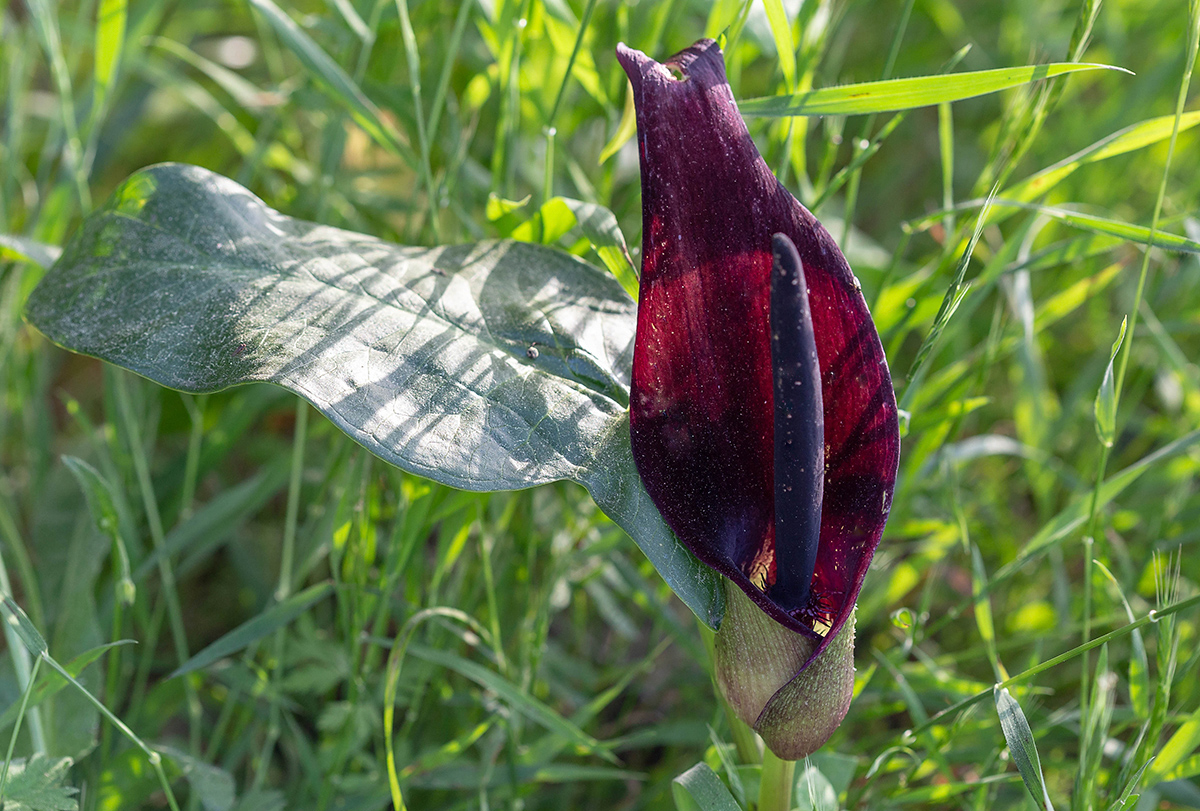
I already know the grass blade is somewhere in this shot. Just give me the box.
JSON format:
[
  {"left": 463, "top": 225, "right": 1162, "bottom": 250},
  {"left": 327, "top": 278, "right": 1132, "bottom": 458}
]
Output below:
[
  {"left": 672, "top": 762, "right": 742, "bottom": 811},
  {"left": 600, "top": 82, "right": 637, "bottom": 164},
  {"left": 739, "top": 62, "right": 1129, "bottom": 117},
  {"left": 762, "top": 0, "right": 796, "bottom": 91},
  {"left": 246, "top": 0, "right": 416, "bottom": 167},
  {"left": 0, "top": 235, "right": 61, "bottom": 268},
  {"left": 1093, "top": 317, "right": 1127, "bottom": 448},
  {"left": 169, "top": 581, "right": 334, "bottom": 678},
  {"left": 994, "top": 686, "right": 1055, "bottom": 810},
  {"left": 1002, "top": 112, "right": 1200, "bottom": 204},
  {"left": 408, "top": 643, "right": 617, "bottom": 765},
  {"left": 92, "top": 0, "right": 127, "bottom": 117},
  {"left": 1, "top": 595, "right": 48, "bottom": 656}
]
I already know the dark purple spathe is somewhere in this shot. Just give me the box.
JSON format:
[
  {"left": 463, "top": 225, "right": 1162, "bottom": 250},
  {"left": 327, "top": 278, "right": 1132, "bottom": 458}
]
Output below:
[{"left": 618, "top": 38, "right": 900, "bottom": 678}]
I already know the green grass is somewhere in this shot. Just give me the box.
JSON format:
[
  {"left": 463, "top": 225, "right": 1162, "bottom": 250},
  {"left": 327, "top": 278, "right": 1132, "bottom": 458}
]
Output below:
[{"left": 2, "top": 0, "right": 1200, "bottom": 809}]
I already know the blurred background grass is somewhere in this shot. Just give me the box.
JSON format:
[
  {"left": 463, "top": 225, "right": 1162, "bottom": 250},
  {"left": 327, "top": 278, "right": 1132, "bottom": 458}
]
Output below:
[{"left": 1, "top": 0, "right": 1199, "bottom": 808}]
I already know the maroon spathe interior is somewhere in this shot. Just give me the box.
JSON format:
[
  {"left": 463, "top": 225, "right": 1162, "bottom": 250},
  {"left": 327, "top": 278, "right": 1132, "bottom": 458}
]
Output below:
[{"left": 618, "top": 39, "right": 900, "bottom": 656}]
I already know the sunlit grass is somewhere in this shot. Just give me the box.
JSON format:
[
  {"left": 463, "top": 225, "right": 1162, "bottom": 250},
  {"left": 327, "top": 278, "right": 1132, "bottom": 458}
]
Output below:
[{"left": 1, "top": 1, "right": 1199, "bottom": 809}]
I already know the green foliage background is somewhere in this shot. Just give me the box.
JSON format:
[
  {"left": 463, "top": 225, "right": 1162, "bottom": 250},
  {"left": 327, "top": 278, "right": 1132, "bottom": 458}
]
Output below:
[{"left": 1, "top": 0, "right": 1199, "bottom": 809}]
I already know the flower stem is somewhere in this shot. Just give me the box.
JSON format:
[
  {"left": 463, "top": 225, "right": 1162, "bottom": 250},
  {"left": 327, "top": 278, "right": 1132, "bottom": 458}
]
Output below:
[
  {"left": 725, "top": 701, "right": 762, "bottom": 765},
  {"left": 698, "top": 617, "right": 762, "bottom": 764},
  {"left": 759, "top": 748, "right": 796, "bottom": 811}
]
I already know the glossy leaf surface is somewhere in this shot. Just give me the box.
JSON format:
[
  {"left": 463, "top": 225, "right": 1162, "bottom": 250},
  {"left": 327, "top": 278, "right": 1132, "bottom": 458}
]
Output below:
[{"left": 25, "top": 163, "right": 722, "bottom": 628}]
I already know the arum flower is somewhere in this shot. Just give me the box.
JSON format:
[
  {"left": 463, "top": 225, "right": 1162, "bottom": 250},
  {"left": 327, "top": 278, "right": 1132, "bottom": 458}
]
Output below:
[{"left": 617, "top": 39, "right": 900, "bottom": 760}]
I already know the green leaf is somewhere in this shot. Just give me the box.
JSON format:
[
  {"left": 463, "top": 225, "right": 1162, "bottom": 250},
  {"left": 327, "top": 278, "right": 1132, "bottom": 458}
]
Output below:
[
  {"left": 1094, "top": 316, "right": 1127, "bottom": 448},
  {"left": 1129, "top": 626, "right": 1151, "bottom": 720},
  {"left": 761, "top": 0, "right": 796, "bottom": 91},
  {"left": 230, "top": 790, "right": 286, "bottom": 811},
  {"left": 407, "top": 763, "right": 639, "bottom": 789},
  {"left": 62, "top": 455, "right": 135, "bottom": 602},
  {"left": 559, "top": 198, "right": 638, "bottom": 298},
  {"left": 600, "top": 84, "right": 637, "bottom": 164},
  {"left": 1105, "top": 758, "right": 1152, "bottom": 811},
  {"left": 1002, "top": 112, "right": 1200, "bottom": 204},
  {"left": 134, "top": 460, "right": 290, "bottom": 583},
  {"left": 998, "top": 428, "right": 1200, "bottom": 576},
  {"left": 1000, "top": 203, "right": 1200, "bottom": 252},
  {"left": 159, "top": 746, "right": 236, "bottom": 811},
  {"left": 169, "top": 582, "right": 335, "bottom": 678},
  {"left": 408, "top": 643, "right": 618, "bottom": 765},
  {"left": 0, "top": 235, "right": 62, "bottom": 268},
  {"left": 0, "top": 755, "right": 79, "bottom": 811},
  {"left": 1, "top": 596, "right": 48, "bottom": 656},
  {"left": 671, "top": 763, "right": 742, "bottom": 811},
  {"left": 793, "top": 762, "right": 838, "bottom": 811},
  {"left": 148, "top": 36, "right": 276, "bottom": 111},
  {"left": 0, "top": 641, "right": 133, "bottom": 732},
  {"left": 994, "top": 686, "right": 1055, "bottom": 811},
  {"left": 739, "top": 62, "right": 1128, "bottom": 117},
  {"left": 245, "top": 0, "right": 416, "bottom": 167},
  {"left": 1150, "top": 706, "right": 1200, "bottom": 783},
  {"left": 25, "top": 163, "right": 722, "bottom": 629},
  {"left": 970, "top": 544, "right": 1005, "bottom": 682},
  {"left": 511, "top": 197, "right": 637, "bottom": 298},
  {"left": 92, "top": 0, "right": 127, "bottom": 116}
]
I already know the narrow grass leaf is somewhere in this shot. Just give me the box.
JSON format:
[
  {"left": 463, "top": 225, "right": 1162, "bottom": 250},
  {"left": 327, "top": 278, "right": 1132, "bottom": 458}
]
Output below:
[
  {"left": 149, "top": 36, "right": 277, "bottom": 111},
  {"left": 999, "top": 428, "right": 1200, "bottom": 576},
  {"left": 1002, "top": 112, "right": 1200, "bottom": 204},
  {"left": 1094, "top": 561, "right": 1151, "bottom": 720},
  {"left": 1129, "top": 626, "right": 1151, "bottom": 721},
  {"left": 1094, "top": 317, "right": 1127, "bottom": 448},
  {"left": 901, "top": 192, "right": 995, "bottom": 404},
  {"left": 994, "top": 686, "right": 1055, "bottom": 810},
  {"left": 889, "top": 774, "right": 1019, "bottom": 805},
  {"left": 671, "top": 762, "right": 742, "bottom": 811},
  {"left": 383, "top": 607, "right": 495, "bottom": 811},
  {"left": 159, "top": 746, "right": 236, "bottom": 811},
  {"left": 1106, "top": 758, "right": 1153, "bottom": 811},
  {"left": 0, "top": 641, "right": 134, "bottom": 731},
  {"left": 0, "top": 235, "right": 62, "bottom": 268},
  {"left": 135, "top": 460, "right": 290, "bottom": 583},
  {"left": 169, "top": 582, "right": 334, "bottom": 678},
  {"left": 970, "top": 544, "right": 1006, "bottom": 682},
  {"left": 1078, "top": 646, "right": 1117, "bottom": 804},
  {"left": 245, "top": 0, "right": 416, "bottom": 167},
  {"left": 762, "top": 0, "right": 796, "bottom": 90},
  {"left": 399, "top": 721, "right": 493, "bottom": 780},
  {"left": 739, "top": 63, "right": 1127, "bottom": 117},
  {"left": 93, "top": 0, "right": 127, "bottom": 116},
  {"left": 1149, "top": 706, "right": 1200, "bottom": 783},
  {"left": 2, "top": 596, "right": 48, "bottom": 656},
  {"left": 1000, "top": 203, "right": 1200, "bottom": 252},
  {"left": 706, "top": 727, "right": 746, "bottom": 807},
  {"left": 408, "top": 643, "right": 618, "bottom": 765},
  {"left": 599, "top": 85, "right": 636, "bottom": 164},
  {"left": 62, "top": 455, "right": 134, "bottom": 600},
  {"left": 407, "top": 763, "right": 639, "bottom": 789},
  {"left": 704, "top": 0, "right": 745, "bottom": 38},
  {"left": 1033, "top": 263, "right": 1122, "bottom": 333}
]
